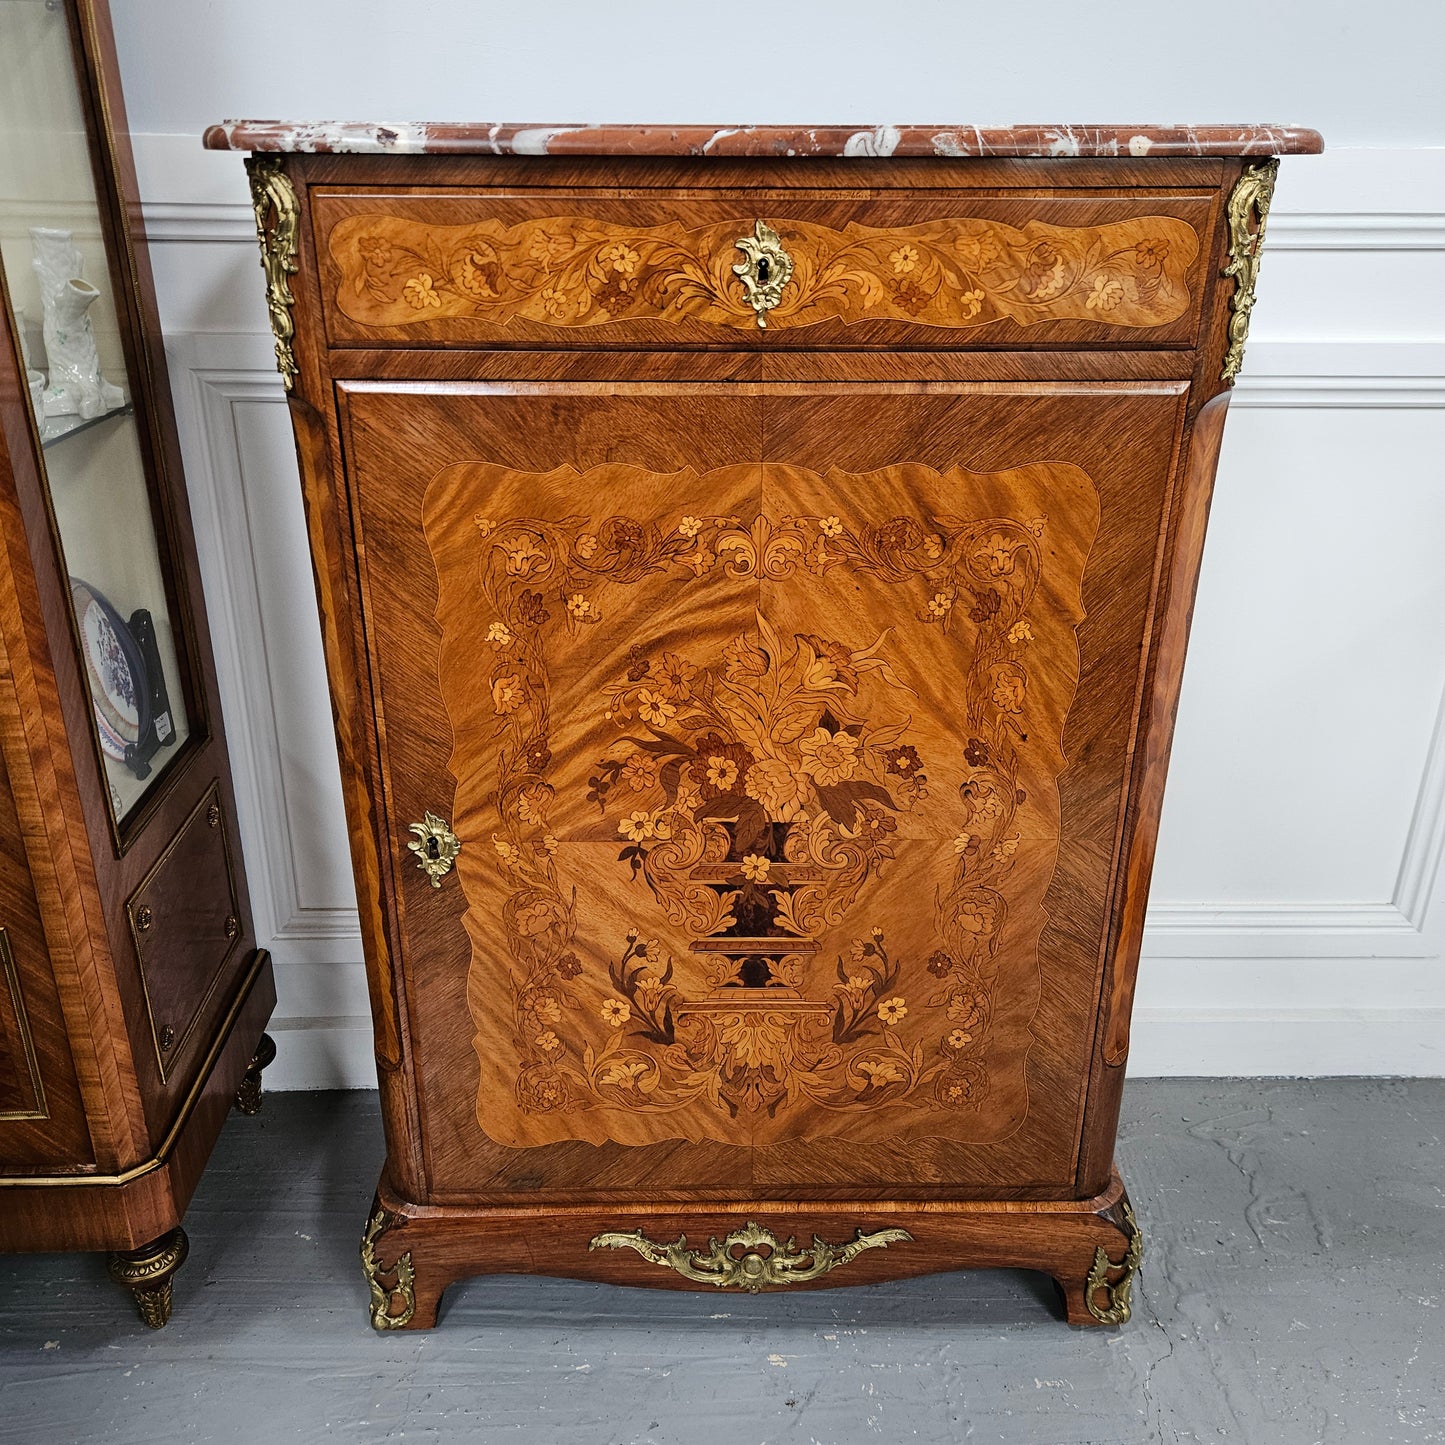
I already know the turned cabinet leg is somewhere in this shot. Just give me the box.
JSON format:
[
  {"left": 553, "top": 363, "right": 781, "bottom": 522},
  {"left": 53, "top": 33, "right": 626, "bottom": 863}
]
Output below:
[
  {"left": 106, "top": 1227, "right": 190, "bottom": 1329},
  {"left": 233, "top": 1032, "right": 277, "bottom": 1115}
]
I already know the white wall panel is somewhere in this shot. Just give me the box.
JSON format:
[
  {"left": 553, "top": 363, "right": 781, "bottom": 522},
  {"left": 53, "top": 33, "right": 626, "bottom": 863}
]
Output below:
[{"left": 108, "top": 0, "right": 1445, "bottom": 1084}]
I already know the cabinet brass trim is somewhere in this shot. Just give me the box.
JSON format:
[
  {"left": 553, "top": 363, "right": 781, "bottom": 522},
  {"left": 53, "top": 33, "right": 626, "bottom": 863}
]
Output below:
[
  {"left": 245, "top": 156, "right": 301, "bottom": 391},
  {"left": 1220, "top": 159, "right": 1278, "bottom": 386},
  {"left": 589, "top": 1219, "right": 911, "bottom": 1292},
  {"left": 361, "top": 1208, "right": 417, "bottom": 1328},
  {"left": 407, "top": 811, "right": 461, "bottom": 888},
  {"left": 732, "top": 221, "right": 794, "bottom": 329},
  {"left": 1084, "top": 1199, "right": 1143, "bottom": 1324}
]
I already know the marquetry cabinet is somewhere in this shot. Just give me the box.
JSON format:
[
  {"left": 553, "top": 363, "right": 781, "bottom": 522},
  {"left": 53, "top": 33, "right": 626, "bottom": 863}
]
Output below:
[
  {"left": 0, "top": 0, "right": 274, "bottom": 1327},
  {"left": 209, "top": 120, "right": 1320, "bottom": 1327}
]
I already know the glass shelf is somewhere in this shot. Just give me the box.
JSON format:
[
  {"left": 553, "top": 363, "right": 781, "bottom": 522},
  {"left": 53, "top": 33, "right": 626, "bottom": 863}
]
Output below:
[{"left": 39, "top": 398, "right": 132, "bottom": 449}]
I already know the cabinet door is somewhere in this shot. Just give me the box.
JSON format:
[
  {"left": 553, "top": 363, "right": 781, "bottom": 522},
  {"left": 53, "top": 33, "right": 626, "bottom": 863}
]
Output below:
[{"left": 339, "top": 378, "right": 1187, "bottom": 1200}]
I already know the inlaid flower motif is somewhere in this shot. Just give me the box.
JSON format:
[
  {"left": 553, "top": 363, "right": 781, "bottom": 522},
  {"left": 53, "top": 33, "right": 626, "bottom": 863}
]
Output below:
[
  {"left": 927, "top": 591, "right": 954, "bottom": 618},
  {"left": 952, "top": 831, "right": 972, "bottom": 855},
  {"left": 516, "top": 590, "right": 550, "bottom": 628},
  {"left": 514, "top": 899, "right": 561, "bottom": 937},
  {"left": 528, "top": 231, "right": 572, "bottom": 265},
  {"left": 492, "top": 835, "right": 519, "bottom": 864},
  {"left": 964, "top": 737, "right": 990, "bottom": 768},
  {"left": 892, "top": 278, "right": 930, "bottom": 314},
  {"left": 744, "top": 756, "right": 808, "bottom": 822},
  {"left": 473, "top": 515, "right": 495, "bottom": 537},
  {"left": 678, "top": 515, "right": 702, "bottom": 538},
  {"left": 724, "top": 634, "right": 768, "bottom": 679},
  {"left": 1134, "top": 239, "right": 1170, "bottom": 267},
  {"left": 956, "top": 288, "right": 985, "bottom": 319},
  {"left": 844, "top": 973, "right": 872, "bottom": 994},
  {"left": 884, "top": 744, "right": 923, "bottom": 778},
  {"left": 955, "top": 234, "right": 1001, "bottom": 271},
  {"left": 958, "top": 901, "right": 997, "bottom": 935},
  {"left": 636, "top": 689, "right": 676, "bottom": 726},
  {"left": 457, "top": 247, "right": 502, "bottom": 300},
  {"left": 981, "top": 532, "right": 1019, "bottom": 576},
  {"left": 505, "top": 539, "right": 544, "bottom": 576},
  {"left": 541, "top": 834, "right": 560, "bottom": 855},
  {"left": 556, "top": 952, "right": 583, "bottom": 979},
  {"left": 618, "top": 811, "right": 656, "bottom": 842},
  {"left": 858, "top": 1059, "right": 905, "bottom": 1087},
  {"left": 1086, "top": 274, "right": 1125, "bottom": 312},
  {"left": 600, "top": 998, "right": 631, "bottom": 1028},
  {"left": 889, "top": 245, "right": 919, "bottom": 274},
  {"left": 741, "top": 854, "right": 771, "bottom": 882},
  {"left": 877, "top": 996, "right": 908, "bottom": 1026},
  {"left": 622, "top": 751, "right": 658, "bottom": 791},
  {"left": 655, "top": 652, "right": 697, "bottom": 699},
  {"left": 487, "top": 621, "right": 514, "bottom": 647},
  {"left": 403, "top": 273, "right": 441, "bottom": 309},
  {"left": 947, "top": 1029, "right": 972, "bottom": 1050},
  {"left": 567, "top": 593, "right": 599, "bottom": 622},
  {"left": 992, "top": 834, "right": 1020, "bottom": 861},
  {"left": 696, "top": 736, "right": 752, "bottom": 799},
  {"left": 600, "top": 1060, "right": 647, "bottom": 1087},
  {"left": 535, "top": 1030, "right": 561, "bottom": 1053},
  {"left": 491, "top": 673, "right": 524, "bottom": 714},
  {"left": 991, "top": 670, "right": 1027, "bottom": 714},
  {"left": 819, "top": 515, "right": 844, "bottom": 537},
  {"left": 948, "top": 989, "right": 986, "bottom": 1026},
  {"left": 923, "top": 533, "right": 945, "bottom": 559},
  {"left": 575, "top": 533, "right": 599, "bottom": 559},
  {"left": 799, "top": 727, "right": 859, "bottom": 786},
  {"left": 927, "top": 950, "right": 955, "bottom": 978},
  {"left": 706, "top": 756, "right": 738, "bottom": 791},
  {"left": 600, "top": 242, "right": 641, "bottom": 275},
  {"left": 540, "top": 284, "right": 571, "bottom": 319},
  {"left": 1008, "top": 619, "right": 1034, "bottom": 645}
]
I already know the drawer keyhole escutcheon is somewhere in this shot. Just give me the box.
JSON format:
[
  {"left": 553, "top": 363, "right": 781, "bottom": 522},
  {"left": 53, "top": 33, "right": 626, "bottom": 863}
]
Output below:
[
  {"left": 407, "top": 812, "right": 461, "bottom": 888},
  {"left": 732, "top": 220, "right": 794, "bottom": 328}
]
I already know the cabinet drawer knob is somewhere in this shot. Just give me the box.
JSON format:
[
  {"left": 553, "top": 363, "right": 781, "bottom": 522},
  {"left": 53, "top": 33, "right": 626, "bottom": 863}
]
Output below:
[
  {"left": 407, "top": 812, "right": 461, "bottom": 888},
  {"left": 732, "top": 220, "right": 793, "bottom": 329},
  {"left": 135, "top": 904, "right": 154, "bottom": 932}
]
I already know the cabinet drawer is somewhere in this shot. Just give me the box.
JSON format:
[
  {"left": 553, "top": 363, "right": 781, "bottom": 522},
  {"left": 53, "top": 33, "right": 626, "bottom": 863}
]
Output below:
[
  {"left": 314, "top": 191, "right": 1215, "bottom": 351},
  {"left": 125, "top": 782, "right": 243, "bottom": 1083}
]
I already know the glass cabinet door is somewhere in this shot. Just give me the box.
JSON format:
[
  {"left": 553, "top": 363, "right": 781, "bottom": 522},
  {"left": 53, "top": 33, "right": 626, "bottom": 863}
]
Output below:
[{"left": 0, "top": 0, "right": 193, "bottom": 829}]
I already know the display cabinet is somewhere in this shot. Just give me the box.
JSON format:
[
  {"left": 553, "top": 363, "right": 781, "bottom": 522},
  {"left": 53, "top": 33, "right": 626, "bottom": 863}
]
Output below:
[
  {"left": 0, "top": 0, "right": 275, "bottom": 1326},
  {"left": 209, "top": 118, "right": 1319, "bottom": 1328}
]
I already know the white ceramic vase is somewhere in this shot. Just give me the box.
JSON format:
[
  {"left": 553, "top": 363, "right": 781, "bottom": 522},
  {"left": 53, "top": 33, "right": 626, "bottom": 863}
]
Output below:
[{"left": 30, "top": 226, "right": 125, "bottom": 420}]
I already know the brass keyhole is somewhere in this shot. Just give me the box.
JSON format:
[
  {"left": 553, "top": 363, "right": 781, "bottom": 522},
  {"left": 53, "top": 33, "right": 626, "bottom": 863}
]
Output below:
[
  {"left": 426, "top": 837, "right": 441, "bottom": 860},
  {"left": 756, "top": 257, "right": 770, "bottom": 284}
]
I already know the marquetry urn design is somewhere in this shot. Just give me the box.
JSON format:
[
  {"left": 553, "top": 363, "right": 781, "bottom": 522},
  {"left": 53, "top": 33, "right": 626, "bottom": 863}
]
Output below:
[{"left": 211, "top": 119, "right": 1321, "bottom": 1328}]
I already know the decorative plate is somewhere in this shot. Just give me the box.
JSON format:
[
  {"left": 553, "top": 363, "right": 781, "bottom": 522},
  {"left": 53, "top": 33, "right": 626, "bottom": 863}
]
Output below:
[{"left": 70, "top": 578, "right": 150, "bottom": 748}]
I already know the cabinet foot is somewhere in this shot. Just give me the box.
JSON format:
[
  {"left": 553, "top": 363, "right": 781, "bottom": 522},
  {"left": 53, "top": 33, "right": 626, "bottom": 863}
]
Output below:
[
  {"left": 360, "top": 1172, "right": 1142, "bottom": 1329},
  {"left": 233, "top": 1031, "right": 277, "bottom": 1115},
  {"left": 106, "top": 1227, "right": 189, "bottom": 1328}
]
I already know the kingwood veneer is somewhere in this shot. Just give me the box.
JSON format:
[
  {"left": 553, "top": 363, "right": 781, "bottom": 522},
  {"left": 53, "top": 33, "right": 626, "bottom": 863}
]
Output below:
[{"left": 205, "top": 120, "right": 1322, "bottom": 1327}]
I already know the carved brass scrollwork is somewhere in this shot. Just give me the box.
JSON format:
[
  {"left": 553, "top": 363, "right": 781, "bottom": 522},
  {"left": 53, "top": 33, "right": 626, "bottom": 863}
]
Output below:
[
  {"left": 589, "top": 1219, "right": 911, "bottom": 1291},
  {"left": 361, "top": 1208, "right": 416, "bottom": 1329},
  {"left": 407, "top": 812, "right": 461, "bottom": 887},
  {"left": 1220, "top": 159, "right": 1279, "bottom": 386},
  {"left": 732, "top": 221, "right": 794, "bottom": 328},
  {"left": 1084, "top": 1199, "right": 1143, "bottom": 1324},
  {"left": 245, "top": 156, "right": 301, "bottom": 391}
]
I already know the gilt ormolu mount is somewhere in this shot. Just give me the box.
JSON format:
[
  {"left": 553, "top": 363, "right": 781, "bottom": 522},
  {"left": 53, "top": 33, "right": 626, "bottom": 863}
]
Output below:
[{"left": 209, "top": 118, "right": 1322, "bottom": 1327}]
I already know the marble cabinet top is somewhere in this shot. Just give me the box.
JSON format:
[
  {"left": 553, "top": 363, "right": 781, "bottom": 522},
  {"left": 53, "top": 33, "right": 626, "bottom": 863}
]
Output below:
[{"left": 203, "top": 121, "right": 1323, "bottom": 158}]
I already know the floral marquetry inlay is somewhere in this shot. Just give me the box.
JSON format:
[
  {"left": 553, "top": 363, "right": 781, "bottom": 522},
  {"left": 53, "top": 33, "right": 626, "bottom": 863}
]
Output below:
[
  {"left": 421, "top": 460, "right": 1100, "bottom": 1151},
  {"left": 330, "top": 212, "right": 1200, "bottom": 334}
]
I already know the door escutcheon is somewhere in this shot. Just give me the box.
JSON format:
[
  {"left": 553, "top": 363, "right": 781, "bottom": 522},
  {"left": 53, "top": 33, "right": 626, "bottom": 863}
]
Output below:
[{"left": 732, "top": 220, "right": 794, "bottom": 328}]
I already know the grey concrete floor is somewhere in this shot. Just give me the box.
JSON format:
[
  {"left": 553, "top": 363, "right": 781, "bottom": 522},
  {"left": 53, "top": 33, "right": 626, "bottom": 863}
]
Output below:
[{"left": 0, "top": 1080, "right": 1441, "bottom": 1444}]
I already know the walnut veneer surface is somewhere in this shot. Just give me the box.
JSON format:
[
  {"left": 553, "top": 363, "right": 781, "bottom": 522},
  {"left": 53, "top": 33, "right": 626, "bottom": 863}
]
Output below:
[{"left": 218, "top": 125, "right": 1317, "bottom": 1327}]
